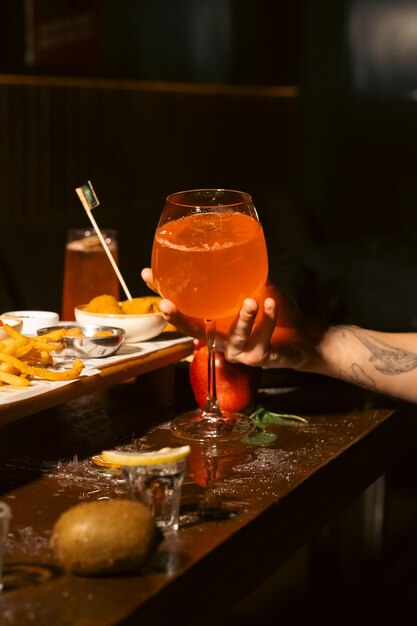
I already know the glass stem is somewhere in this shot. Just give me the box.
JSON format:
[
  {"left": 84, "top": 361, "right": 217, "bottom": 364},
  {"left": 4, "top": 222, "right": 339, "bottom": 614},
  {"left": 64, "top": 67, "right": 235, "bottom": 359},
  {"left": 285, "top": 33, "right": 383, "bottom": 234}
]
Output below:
[{"left": 203, "top": 320, "right": 222, "bottom": 417}]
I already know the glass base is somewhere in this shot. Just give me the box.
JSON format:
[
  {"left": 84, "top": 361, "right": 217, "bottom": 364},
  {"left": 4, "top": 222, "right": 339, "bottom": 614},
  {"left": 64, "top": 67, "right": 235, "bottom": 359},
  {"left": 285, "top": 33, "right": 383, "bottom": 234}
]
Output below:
[{"left": 170, "top": 409, "right": 255, "bottom": 442}]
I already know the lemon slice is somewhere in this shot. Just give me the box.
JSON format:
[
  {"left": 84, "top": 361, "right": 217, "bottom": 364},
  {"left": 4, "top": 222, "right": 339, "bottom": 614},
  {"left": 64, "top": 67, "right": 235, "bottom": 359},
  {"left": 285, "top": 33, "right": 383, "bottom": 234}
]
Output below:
[{"left": 101, "top": 445, "right": 191, "bottom": 466}]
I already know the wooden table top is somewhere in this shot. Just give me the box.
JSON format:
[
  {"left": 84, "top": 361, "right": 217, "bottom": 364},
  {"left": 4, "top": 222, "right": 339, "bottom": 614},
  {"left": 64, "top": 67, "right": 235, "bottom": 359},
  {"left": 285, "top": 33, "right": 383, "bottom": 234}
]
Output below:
[{"left": 0, "top": 366, "right": 415, "bottom": 626}]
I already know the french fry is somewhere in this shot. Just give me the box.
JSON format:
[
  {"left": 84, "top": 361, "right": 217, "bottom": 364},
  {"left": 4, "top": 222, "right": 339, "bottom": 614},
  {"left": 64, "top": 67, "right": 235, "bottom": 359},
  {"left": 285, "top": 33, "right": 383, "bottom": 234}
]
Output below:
[
  {"left": 35, "top": 329, "right": 67, "bottom": 342},
  {"left": 28, "top": 338, "right": 63, "bottom": 352},
  {"left": 15, "top": 343, "right": 34, "bottom": 359},
  {"left": 0, "top": 353, "right": 84, "bottom": 381},
  {"left": 2, "top": 337, "right": 27, "bottom": 354},
  {"left": 0, "top": 361, "right": 16, "bottom": 374},
  {"left": 0, "top": 371, "right": 30, "bottom": 387},
  {"left": 23, "top": 350, "right": 53, "bottom": 366}
]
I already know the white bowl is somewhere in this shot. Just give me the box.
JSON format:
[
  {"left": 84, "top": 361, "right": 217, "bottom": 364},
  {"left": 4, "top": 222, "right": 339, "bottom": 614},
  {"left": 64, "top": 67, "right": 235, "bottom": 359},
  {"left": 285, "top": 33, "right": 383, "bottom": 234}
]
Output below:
[
  {"left": 3, "top": 310, "right": 59, "bottom": 335},
  {"left": 74, "top": 305, "right": 168, "bottom": 343},
  {"left": 0, "top": 315, "right": 24, "bottom": 339}
]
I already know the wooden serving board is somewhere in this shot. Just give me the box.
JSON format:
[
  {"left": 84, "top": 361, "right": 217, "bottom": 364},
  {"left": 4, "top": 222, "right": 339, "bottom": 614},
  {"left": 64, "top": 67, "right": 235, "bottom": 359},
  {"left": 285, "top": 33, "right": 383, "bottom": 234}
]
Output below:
[{"left": 0, "top": 334, "right": 193, "bottom": 427}]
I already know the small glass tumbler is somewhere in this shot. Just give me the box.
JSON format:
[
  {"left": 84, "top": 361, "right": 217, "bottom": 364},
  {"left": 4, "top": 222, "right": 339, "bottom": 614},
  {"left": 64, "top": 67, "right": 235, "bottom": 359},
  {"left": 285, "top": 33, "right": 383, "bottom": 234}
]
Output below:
[
  {"left": 0, "top": 502, "right": 11, "bottom": 591},
  {"left": 122, "top": 459, "right": 187, "bottom": 531}
]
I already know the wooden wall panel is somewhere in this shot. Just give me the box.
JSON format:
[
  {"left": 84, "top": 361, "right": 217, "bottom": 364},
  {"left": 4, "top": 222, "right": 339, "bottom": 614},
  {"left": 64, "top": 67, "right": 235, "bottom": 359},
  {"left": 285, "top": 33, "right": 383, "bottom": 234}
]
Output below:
[{"left": 0, "top": 76, "right": 301, "bottom": 313}]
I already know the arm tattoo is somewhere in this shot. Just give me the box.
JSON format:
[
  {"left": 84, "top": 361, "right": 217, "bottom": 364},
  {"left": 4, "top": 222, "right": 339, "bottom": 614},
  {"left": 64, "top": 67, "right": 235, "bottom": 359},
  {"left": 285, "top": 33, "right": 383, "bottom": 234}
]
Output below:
[
  {"left": 344, "top": 327, "right": 417, "bottom": 375},
  {"left": 348, "top": 363, "right": 377, "bottom": 390}
]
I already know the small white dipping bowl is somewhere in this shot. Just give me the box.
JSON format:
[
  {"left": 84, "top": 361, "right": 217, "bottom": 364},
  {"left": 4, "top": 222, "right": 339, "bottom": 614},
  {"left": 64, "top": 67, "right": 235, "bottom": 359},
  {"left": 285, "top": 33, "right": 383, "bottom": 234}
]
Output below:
[
  {"left": 0, "top": 315, "right": 24, "bottom": 339},
  {"left": 74, "top": 305, "right": 168, "bottom": 343},
  {"left": 3, "top": 310, "right": 59, "bottom": 335}
]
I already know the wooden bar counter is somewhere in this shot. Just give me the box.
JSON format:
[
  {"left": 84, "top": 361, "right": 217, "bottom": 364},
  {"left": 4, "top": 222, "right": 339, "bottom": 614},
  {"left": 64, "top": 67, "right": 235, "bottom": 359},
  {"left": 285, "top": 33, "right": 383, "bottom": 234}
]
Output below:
[{"left": 0, "top": 362, "right": 415, "bottom": 625}]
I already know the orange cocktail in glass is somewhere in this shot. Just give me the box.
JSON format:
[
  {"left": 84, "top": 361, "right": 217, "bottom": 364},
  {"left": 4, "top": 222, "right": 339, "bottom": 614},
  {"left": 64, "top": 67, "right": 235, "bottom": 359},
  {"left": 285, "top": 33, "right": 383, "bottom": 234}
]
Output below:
[
  {"left": 151, "top": 189, "right": 268, "bottom": 442},
  {"left": 152, "top": 211, "right": 268, "bottom": 321}
]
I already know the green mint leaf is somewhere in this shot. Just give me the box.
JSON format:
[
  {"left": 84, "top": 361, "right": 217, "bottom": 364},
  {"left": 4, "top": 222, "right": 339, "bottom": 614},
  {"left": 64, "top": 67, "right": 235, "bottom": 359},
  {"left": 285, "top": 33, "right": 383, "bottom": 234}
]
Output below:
[
  {"left": 241, "top": 431, "right": 278, "bottom": 445},
  {"left": 250, "top": 405, "right": 307, "bottom": 426},
  {"left": 241, "top": 405, "right": 306, "bottom": 446}
]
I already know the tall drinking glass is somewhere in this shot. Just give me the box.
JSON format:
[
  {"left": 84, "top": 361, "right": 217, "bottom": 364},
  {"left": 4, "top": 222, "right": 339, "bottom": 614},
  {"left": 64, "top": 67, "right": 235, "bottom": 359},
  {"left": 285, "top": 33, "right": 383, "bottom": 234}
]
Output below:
[
  {"left": 61, "top": 228, "right": 120, "bottom": 320},
  {"left": 151, "top": 189, "right": 269, "bottom": 441}
]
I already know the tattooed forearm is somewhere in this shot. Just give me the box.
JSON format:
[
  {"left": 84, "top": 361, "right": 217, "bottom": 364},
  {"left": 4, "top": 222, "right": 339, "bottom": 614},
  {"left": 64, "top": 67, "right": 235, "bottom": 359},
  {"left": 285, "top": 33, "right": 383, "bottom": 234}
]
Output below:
[
  {"left": 342, "top": 363, "right": 378, "bottom": 390},
  {"left": 341, "top": 326, "right": 417, "bottom": 375}
]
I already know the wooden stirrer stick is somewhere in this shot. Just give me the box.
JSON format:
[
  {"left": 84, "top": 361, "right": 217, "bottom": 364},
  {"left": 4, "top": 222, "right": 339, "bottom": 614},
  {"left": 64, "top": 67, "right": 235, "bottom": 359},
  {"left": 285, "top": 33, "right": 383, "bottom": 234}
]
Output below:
[{"left": 75, "top": 180, "right": 133, "bottom": 301}]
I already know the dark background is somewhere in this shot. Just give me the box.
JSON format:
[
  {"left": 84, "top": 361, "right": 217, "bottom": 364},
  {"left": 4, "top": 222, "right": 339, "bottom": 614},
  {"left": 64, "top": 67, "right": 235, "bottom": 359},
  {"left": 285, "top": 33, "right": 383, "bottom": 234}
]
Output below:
[
  {"left": 1, "top": 1, "right": 417, "bottom": 620},
  {"left": 1, "top": 0, "right": 417, "bottom": 331}
]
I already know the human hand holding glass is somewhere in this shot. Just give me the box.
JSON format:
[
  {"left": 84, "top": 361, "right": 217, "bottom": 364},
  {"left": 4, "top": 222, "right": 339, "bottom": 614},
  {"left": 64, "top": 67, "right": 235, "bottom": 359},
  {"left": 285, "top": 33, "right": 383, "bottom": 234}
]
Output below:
[{"left": 151, "top": 189, "right": 269, "bottom": 441}]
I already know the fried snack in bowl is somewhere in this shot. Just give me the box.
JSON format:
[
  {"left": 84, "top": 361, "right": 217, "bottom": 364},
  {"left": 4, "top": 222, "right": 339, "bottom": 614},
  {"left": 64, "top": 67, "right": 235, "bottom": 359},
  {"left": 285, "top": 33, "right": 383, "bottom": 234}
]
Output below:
[
  {"left": 120, "top": 296, "right": 162, "bottom": 315},
  {"left": 85, "top": 295, "right": 123, "bottom": 315},
  {"left": 75, "top": 298, "right": 167, "bottom": 343},
  {"left": 37, "top": 324, "right": 124, "bottom": 358}
]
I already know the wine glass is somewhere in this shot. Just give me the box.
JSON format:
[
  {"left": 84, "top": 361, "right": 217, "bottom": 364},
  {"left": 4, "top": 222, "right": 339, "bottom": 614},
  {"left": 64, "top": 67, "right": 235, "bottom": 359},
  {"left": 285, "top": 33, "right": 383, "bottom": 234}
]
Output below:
[{"left": 151, "top": 189, "right": 269, "bottom": 442}]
